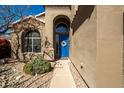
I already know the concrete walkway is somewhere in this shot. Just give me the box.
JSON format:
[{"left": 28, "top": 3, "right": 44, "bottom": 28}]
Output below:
[{"left": 50, "top": 59, "right": 76, "bottom": 88}]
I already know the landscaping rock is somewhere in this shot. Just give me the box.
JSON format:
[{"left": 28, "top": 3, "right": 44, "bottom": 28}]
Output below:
[
  {"left": 16, "top": 75, "right": 24, "bottom": 80},
  {"left": 68, "top": 62, "right": 88, "bottom": 88},
  {"left": 0, "top": 60, "right": 53, "bottom": 88}
]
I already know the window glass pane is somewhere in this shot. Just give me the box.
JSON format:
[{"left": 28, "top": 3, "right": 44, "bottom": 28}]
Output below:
[
  {"left": 33, "top": 45, "right": 41, "bottom": 52},
  {"left": 56, "top": 24, "right": 68, "bottom": 33},
  {"left": 33, "top": 39, "right": 41, "bottom": 46},
  {"left": 33, "top": 39, "right": 41, "bottom": 52},
  {"left": 24, "top": 39, "right": 32, "bottom": 45},
  {"left": 27, "top": 39, "right": 32, "bottom": 45},
  {"left": 32, "top": 32, "right": 40, "bottom": 37},
  {"left": 25, "top": 31, "right": 40, "bottom": 37},
  {"left": 27, "top": 45, "right": 32, "bottom": 52},
  {"left": 26, "top": 32, "right": 32, "bottom": 37},
  {"left": 23, "top": 45, "right": 32, "bottom": 52}
]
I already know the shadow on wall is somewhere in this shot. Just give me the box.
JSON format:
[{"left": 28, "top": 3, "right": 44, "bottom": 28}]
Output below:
[{"left": 71, "top": 5, "right": 95, "bottom": 35}]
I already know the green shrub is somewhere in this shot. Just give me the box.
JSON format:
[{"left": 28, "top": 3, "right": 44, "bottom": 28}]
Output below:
[
  {"left": 23, "top": 63, "right": 33, "bottom": 75},
  {"left": 23, "top": 56, "right": 52, "bottom": 75}
]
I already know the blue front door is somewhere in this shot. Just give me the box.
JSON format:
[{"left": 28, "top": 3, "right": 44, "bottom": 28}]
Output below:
[
  {"left": 59, "top": 34, "right": 69, "bottom": 58},
  {"left": 55, "top": 23, "right": 69, "bottom": 58}
]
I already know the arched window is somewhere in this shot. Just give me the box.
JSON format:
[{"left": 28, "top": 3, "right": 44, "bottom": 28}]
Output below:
[{"left": 22, "top": 31, "right": 41, "bottom": 52}]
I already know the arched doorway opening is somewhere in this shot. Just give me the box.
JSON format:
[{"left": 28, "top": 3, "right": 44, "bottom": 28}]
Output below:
[{"left": 53, "top": 15, "right": 70, "bottom": 59}]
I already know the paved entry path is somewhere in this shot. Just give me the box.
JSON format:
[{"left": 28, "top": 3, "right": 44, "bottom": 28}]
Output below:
[{"left": 50, "top": 59, "right": 76, "bottom": 88}]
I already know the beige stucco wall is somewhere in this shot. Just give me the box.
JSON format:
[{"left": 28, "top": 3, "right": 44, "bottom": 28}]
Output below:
[
  {"left": 70, "top": 5, "right": 124, "bottom": 88},
  {"left": 71, "top": 6, "right": 78, "bottom": 21},
  {"left": 96, "top": 5, "right": 124, "bottom": 87},
  {"left": 36, "top": 13, "right": 45, "bottom": 22},
  {"left": 45, "top": 6, "right": 71, "bottom": 45},
  {"left": 70, "top": 5, "right": 97, "bottom": 87}
]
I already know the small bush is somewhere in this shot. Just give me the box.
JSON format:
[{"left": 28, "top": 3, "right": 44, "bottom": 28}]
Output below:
[
  {"left": 23, "top": 63, "right": 33, "bottom": 75},
  {"left": 23, "top": 56, "right": 52, "bottom": 75}
]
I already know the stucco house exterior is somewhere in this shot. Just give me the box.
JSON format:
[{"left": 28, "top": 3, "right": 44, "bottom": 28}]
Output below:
[{"left": 10, "top": 5, "right": 124, "bottom": 88}]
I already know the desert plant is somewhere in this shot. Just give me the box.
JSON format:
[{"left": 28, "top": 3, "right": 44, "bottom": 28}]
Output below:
[
  {"left": 23, "top": 63, "right": 33, "bottom": 75},
  {"left": 23, "top": 56, "right": 52, "bottom": 75}
]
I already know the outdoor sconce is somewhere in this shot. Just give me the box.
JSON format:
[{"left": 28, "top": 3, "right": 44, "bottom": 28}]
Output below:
[{"left": 80, "top": 63, "right": 83, "bottom": 69}]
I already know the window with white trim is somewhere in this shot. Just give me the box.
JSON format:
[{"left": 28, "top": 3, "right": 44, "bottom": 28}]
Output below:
[{"left": 23, "top": 31, "right": 41, "bottom": 52}]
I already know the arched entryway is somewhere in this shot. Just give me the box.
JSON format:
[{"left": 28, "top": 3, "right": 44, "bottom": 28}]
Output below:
[{"left": 54, "top": 15, "right": 70, "bottom": 59}]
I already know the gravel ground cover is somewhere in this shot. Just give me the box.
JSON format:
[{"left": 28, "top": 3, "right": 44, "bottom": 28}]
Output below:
[
  {"left": 68, "top": 62, "right": 88, "bottom": 88},
  {"left": 0, "top": 61, "right": 53, "bottom": 88}
]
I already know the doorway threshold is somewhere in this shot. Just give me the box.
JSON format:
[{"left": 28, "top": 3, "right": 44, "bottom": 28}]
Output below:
[{"left": 60, "top": 57, "right": 69, "bottom": 60}]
